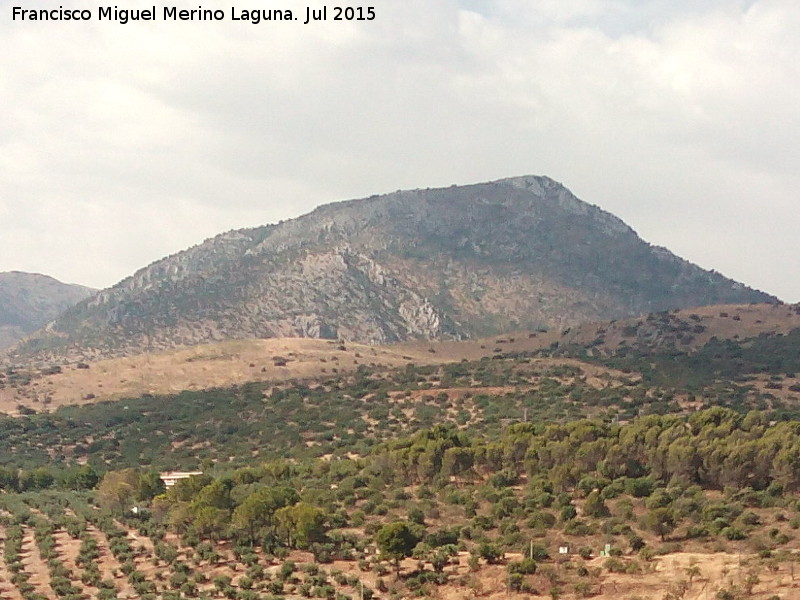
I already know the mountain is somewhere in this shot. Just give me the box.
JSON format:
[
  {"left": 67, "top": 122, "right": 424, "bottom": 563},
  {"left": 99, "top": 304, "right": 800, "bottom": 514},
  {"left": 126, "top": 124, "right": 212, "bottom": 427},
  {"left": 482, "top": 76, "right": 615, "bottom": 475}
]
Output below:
[
  {"left": 4, "top": 175, "right": 776, "bottom": 365},
  {"left": 0, "top": 272, "right": 95, "bottom": 350}
]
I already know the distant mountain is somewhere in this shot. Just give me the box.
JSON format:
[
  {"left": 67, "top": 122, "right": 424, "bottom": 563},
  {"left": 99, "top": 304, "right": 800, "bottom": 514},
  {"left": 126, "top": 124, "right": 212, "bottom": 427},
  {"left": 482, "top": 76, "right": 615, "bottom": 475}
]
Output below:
[
  {"left": 5, "top": 175, "right": 776, "bottom": 365},
  {"left": 0, "top": 272, "right": 95, "bottom": 350}
]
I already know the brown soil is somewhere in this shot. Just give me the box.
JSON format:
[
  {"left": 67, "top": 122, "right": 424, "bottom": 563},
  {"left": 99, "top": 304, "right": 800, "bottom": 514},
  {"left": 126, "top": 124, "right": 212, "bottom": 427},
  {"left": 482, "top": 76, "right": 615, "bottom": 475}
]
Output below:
[
  {"left": 4, "top": 302, "right": 796, "bottom": 415},
  {"left": 20, "top": 526, "right": 55, "bottom": 600},
  {"left": 0, "top": 338, "right": 638, "bottom": 416},
  {"left": 7, "top": 514, "right": 800, "bottom": 600},
  {"left": 424, "top": 551, "right": 798, "bottom": 600},
  {"left": 53, "top": 529, "right": 100, "bottom": 598},
  {"left": 0, "top": 338, "right": 452, "bottom": 414},
  {"left": 88, "top": 523, "right": 136, "bottom": 597},
  {"left": 586, "top": 551, "right": 799, "bottom": 600},
  {"left": 0, "top": 525, "right": 24, "bottom": 600}
]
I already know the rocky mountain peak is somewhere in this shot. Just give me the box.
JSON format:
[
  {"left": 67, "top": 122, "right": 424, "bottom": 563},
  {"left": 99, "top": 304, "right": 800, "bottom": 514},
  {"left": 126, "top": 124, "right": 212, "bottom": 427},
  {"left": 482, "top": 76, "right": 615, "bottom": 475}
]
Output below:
[{"left": 4, "top": 176, "right": 776, "bottom": 365}]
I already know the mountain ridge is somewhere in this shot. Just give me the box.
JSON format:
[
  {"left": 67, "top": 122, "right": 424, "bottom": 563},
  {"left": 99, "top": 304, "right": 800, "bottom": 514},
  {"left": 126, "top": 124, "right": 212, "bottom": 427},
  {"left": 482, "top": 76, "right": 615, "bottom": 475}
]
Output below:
[
  {"left": 0, "top": 271, "right": 95, "bottom": 350},
  {"left": 4, "top": 175, "right": 776, "bottom": 365}
]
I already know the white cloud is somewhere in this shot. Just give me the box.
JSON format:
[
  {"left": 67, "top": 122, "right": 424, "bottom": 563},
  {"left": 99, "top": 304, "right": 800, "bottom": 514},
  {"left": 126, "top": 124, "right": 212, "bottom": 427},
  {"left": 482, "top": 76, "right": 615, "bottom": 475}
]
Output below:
[{"left": 0, "top": 0, "right": 797, "bottom": 301}]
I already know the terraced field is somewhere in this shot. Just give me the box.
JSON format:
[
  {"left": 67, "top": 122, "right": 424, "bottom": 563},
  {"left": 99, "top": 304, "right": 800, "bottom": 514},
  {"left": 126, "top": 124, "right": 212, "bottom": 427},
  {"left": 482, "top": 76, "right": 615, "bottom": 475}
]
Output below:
[
  {"left": 0, "top": 493, "right": 389, "bottom": 600},
  {"left": 1, "top": 490, "right": 800, "bottom": 600}
]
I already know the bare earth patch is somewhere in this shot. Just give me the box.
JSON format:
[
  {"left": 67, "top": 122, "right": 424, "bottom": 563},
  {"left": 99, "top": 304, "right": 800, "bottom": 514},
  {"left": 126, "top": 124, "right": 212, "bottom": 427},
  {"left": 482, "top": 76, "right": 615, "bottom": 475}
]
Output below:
[
  {"left": 20, "top": 526, "right": 55, "bottom": 600},
  {"left": 0, "top": 525, "right": 25, "bottom": 600}
]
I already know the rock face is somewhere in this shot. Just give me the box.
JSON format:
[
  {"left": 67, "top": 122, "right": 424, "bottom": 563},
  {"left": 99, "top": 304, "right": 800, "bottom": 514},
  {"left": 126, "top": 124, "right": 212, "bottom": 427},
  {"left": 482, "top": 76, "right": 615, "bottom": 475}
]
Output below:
[
  {"left": 5, "top": 175, "right": 776, "bottom": 364},
  {"left": 0, "top": 272, "right": 95, "bottom": 350}
]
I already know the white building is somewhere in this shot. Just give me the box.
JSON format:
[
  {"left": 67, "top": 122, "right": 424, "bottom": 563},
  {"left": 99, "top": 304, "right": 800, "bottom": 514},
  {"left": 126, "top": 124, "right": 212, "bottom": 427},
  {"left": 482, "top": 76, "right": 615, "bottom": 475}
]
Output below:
[{"left": 159, "top": 471, "right": 203, "bottom": 489}]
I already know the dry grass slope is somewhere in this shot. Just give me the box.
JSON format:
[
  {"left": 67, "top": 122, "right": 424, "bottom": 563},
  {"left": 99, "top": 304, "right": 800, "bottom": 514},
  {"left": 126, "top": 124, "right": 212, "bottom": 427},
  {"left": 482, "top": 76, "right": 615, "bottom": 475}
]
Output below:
[{"left": 2, "top": 302, "right": 798, "bottom": 415}]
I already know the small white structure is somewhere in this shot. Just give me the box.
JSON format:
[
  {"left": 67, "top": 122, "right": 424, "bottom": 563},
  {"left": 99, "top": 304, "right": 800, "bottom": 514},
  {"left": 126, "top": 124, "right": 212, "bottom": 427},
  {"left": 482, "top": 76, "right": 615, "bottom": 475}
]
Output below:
[
  {"left": 160, "top": 471, "right": 203, "bottom": 489},
  {"left": 558, "top": 546, "right": 569, "bottom": 555}
]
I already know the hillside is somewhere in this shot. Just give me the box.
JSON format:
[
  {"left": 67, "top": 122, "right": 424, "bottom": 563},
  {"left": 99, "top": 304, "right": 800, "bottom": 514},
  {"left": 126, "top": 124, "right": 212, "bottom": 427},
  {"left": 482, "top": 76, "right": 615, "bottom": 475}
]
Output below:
[
  {"left": 3, "top": 302, "right": 798, "bottom": 415},
  {"left": 1, "top": 302, "right": 799, "bottom": 460},
  {"left": 5, "top": 176, "right": 774, "bottom": 365},
  {"left": 0, "top": 272, "right": 95, "bottom": 350},
  {"left": 2, "top": 326, "right": 800, "bottom": 599},
  {"left": 537, "top": 302, "right": 800, "bottom": 397},
  {"left": 4, "top": 417, "right": 800, "bottom": 600},
  {"left": 1, "top": 303, "right": 800, "bottom": 599},
  {"left": 0, "top": 338, "right": 451, "bottom": 414},
  {"left": 546, "top": 302, "right": 800, "bottom": 356}
]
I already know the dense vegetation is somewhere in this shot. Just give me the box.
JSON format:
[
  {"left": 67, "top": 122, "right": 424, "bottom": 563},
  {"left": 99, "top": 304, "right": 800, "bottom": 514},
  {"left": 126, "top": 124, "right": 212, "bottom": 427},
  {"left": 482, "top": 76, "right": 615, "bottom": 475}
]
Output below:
[
  {"left": 2, "top": 327, "right": 800, "bottom": 599},
  {"left": 0, "top": 358, "right": 630, "bottom": 471},
  {"left": 4, "top": 322, "right": 800, "bottom": 474},
  {"left": 3, "top": 407, "right": 800, "bottom": 599}
]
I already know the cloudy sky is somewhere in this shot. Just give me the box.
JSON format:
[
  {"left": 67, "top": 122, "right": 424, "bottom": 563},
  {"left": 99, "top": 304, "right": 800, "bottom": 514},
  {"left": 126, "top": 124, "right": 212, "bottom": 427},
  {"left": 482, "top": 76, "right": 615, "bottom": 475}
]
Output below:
[{"left": 1, "top": 0, "right": 798, "bottom": 301}]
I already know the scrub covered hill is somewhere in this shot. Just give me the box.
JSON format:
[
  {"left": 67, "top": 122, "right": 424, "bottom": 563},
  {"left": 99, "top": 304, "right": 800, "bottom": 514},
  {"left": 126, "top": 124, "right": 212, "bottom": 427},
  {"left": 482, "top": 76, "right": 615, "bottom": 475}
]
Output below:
[
  {"left": 3, "top": 307, "right": 800, "bottom": 472},
  {"left": 2, "top": 305, "right": 800, "bottom": 600},
  {"left": 6, "top": 176, "right": 774, "bottom": 365},
  {"left": 1, "top": 302, "right": 796, "bottom": 416},
  {"left": 3, "top": 397, "right": 800, "bottom": 599}
]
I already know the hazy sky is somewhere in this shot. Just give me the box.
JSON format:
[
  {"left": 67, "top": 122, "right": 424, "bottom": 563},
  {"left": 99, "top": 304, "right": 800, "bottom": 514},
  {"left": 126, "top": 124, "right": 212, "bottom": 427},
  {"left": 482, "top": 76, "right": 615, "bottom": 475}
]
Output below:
[{"left": 1, "top": 0, "right": 798, "bottom": 301}]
